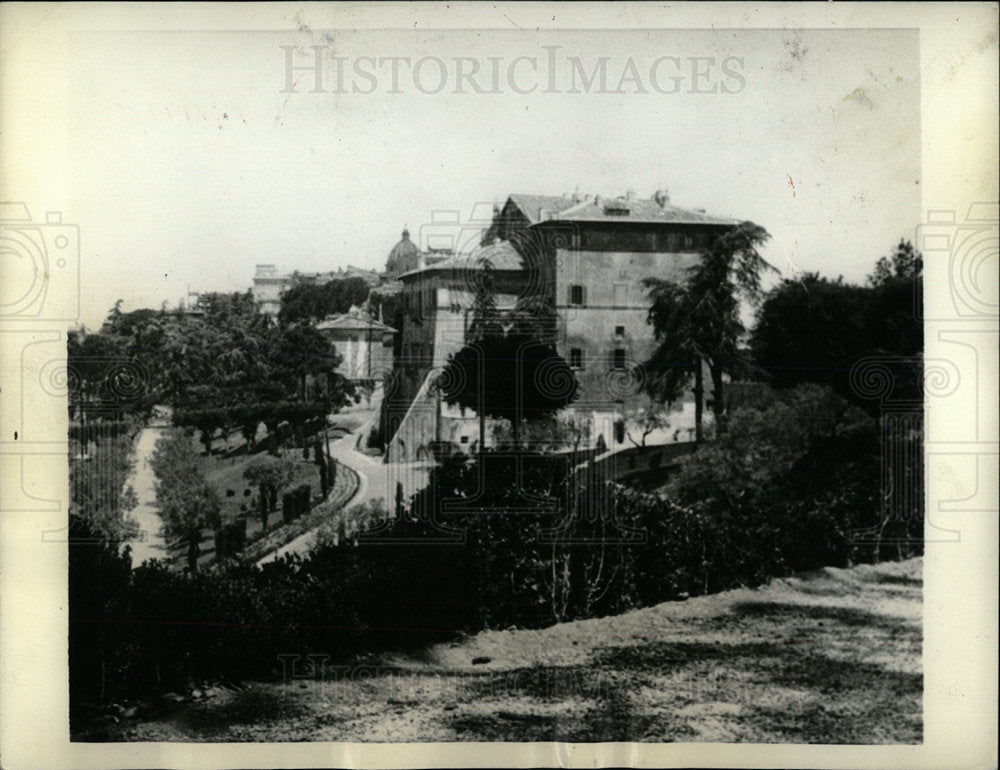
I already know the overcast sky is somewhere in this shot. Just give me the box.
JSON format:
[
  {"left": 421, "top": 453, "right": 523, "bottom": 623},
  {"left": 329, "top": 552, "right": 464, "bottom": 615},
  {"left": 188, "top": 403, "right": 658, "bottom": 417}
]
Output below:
[{"left": 29, "top": 22, "right": 924, "bottom": 328}]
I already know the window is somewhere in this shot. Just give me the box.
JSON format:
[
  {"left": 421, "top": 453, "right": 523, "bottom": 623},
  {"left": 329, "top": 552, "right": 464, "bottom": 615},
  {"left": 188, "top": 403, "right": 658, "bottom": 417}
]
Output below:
[
  {"left": 570, "top": 348, "right": 584, "bottom": 369},
  {"left": 460, "top": 435, "right": 469, "bottom": 444},
  {"left": 612, "top": 348, "right": 626, "bottom": 370},
  {"left": 615, "top": 325, "right": 625, "bottom": 337},
  {"left": 569, "top": 284, "right": 586, "bottom": 306},
  {"left": 684, "top": 236, "right": 694, "bottom": 248}
]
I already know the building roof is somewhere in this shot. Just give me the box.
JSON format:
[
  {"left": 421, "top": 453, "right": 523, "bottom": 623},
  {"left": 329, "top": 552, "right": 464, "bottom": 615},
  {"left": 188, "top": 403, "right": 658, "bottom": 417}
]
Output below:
[
  {"left": 504, "top": 192, "right": 739, "bottom": 227},
  {"left": 547, "top": 196, "right": 739, "bottom": 226},
  {"left": 387, "top": 228, "right": 420, "bottom": 265},
  {"left": 397, "top": 240, "right": 523, "bottom": 280},
  {"left": 316, "top": 312, "right": 397, "bottom": 333},
  {"left": 506, "top": 194, "right": 580, "bottom": 224}
]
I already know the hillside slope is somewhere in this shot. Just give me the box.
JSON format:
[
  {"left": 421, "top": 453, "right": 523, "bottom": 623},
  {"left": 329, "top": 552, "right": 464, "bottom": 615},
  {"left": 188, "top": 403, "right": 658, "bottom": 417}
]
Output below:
[{"left": 109, "top": 557, "right": 922, "bottom": 743}]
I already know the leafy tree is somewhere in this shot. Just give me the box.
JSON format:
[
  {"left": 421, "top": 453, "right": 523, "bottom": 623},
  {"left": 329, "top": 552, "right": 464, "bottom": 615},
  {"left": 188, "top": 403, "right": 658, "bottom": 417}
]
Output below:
[
  {"left": 465, "top": 262, "right": 503, "bottom": 343},
  {"left": 243, "top": 455, "right": 298, "bottom": 530},
  {"left": 868, "top": 239, "right": 923, "bottom": 287},
  {"left": 149, "top": 428, "right": 222, "bottom": 573},
  {"left": 438, "top": 263, "right": 578, "bottom": 448},
  {"left": 643, "top": 221, "right": 774, "bottom": 440},
  {"left": 751, "top": 241, "right": 923, "bottom": 411},
  {"left": 623, "top": 406, "right": 671, "bottom": 447},
  {"left": 507, "top": 295, "right": 559, "bottom": 345},
  {"left": 278, "top": 277, "right": 371, "bottom": 325},
  {"left": 751, "top": 273, "right": 870, "bottom": 393},
  {"left": 268, "top": 322, "right": 344, "bottom": 400},
  {"left": 441, "top": 331, "right": 578, "bottom": 449}
]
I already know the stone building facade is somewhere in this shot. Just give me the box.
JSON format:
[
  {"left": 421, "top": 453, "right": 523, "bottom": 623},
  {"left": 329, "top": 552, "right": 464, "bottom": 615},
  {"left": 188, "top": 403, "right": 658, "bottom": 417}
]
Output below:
[
  {"left": 382, "top": 240, "right": 526, "bottom": 462},
  {"left": 381, "top": 190, "right": 742, "bottom": 462}
]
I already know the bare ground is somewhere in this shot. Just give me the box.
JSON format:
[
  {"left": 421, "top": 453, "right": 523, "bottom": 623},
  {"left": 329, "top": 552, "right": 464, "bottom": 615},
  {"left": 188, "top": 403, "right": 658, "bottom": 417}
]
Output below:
[{"left": 99, "top": 557, "right": 922, "bottom": 744}]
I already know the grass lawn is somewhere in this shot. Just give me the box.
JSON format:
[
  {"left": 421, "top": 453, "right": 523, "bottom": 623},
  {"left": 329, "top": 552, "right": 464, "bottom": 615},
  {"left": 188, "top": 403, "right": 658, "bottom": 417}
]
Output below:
[{"left": 164, "top": 432, "right": 333, "bottom": 567}]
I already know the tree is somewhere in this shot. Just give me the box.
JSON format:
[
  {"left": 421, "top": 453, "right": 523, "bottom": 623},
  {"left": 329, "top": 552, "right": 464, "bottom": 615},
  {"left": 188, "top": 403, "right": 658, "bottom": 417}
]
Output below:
[
  {"left": 243, "top": 455, "right": 298, "bottom": 531},
  {"left": 751, "top": 242, "right": 923, "bottom": 411},
  {"left": 368, "top": 290, "right": 404, "bottom": 357},
  {"left": 268, "top": 322, "right": 343, "bottom": 400},
  {"left": 465, "top": 262, "right": 503, "bottom": 343},
  {"left": 149, "top": 429, "right": 222, "bottom": 574},
  {"left": 443, "top": 263, "right": 503, "bottom": 447},
  {"left": 623, "top": 406, "right": 671, "bottom": 447},
  {"left": 868, "top": 239, "right": 923, "bottom": 287},
  {"left": 751, "top": 273, "right": 870, "bottom": 393},
  {"left": 438, "top": 262, "right": 578, "bottom": 449},
  {"left": 507, "top": 295, "right": 559, "bottom": 345},
  {"left": 440, "top": 330, "right": 578, "bottom": 449},
  {"left": 643, "top": 221, "right": 774, "bottom": 440},
  {"left": 278, "top": 277, "right": 371, "bottom": 326}
]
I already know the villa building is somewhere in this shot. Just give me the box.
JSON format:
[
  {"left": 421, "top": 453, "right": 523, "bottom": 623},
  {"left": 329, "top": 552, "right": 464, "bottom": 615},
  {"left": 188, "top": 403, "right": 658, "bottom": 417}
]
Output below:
[{"left": 382, "top": 189, "right": 742, "bottom": 462}]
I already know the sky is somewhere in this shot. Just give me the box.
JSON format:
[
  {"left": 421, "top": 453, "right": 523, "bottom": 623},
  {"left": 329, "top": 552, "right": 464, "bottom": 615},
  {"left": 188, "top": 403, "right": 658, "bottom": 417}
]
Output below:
[{"left": 18, "top": 20, "right": 924, "bottom": 329}]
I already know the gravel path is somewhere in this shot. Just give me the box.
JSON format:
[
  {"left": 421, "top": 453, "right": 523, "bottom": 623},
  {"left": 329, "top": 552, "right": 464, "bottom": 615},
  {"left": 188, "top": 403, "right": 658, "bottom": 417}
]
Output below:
[{"left": 121, "top": 425, "right": 171, "bottom": 567}]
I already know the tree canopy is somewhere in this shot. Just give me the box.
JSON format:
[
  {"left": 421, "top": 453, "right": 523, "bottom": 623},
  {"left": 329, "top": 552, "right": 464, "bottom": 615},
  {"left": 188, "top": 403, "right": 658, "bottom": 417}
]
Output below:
[
  {"left": 69, "top": 292, "right": 351, "bottom": 416},
  {"left": 149, "top": 428, "right": 222, "bottom": 573},
  {"left": 751, "top": 240, "right": 923, "bottom": 411},
  {"left": 278, "top": 276, "right": 372, "bottom": 325},
  {"left": 437, "top": 264, "right": 577, "bottom": 448},
  {"left": 643, "top": 221, "right": 774, "bottom": 439}
]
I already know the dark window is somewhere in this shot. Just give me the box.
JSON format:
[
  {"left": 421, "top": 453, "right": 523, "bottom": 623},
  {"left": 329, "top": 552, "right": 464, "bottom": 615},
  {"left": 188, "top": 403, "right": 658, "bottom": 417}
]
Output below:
[
  {"left": 612, "top": 348, "right": 626, "bottom": 369},
  {"left": 569, "top": 284, "right": 585, "bottom": 306},
  {"left": 684, "top": 236, "right": 694, "bottom": 248},
  {"left": 460, "top": 435, "right": 469, "bottom": 444},
  {"left": 615, "top": 325, "right": 625, "bottom": 337},
  {"left": 570, "top": 348, "right": 584, "bottom": 369}
]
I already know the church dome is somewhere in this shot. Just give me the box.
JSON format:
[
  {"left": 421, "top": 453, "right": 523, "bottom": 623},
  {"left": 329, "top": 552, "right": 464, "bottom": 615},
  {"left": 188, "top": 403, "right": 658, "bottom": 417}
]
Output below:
[{"left": 387, "top": 228, "right": 420, "bottom": 274}]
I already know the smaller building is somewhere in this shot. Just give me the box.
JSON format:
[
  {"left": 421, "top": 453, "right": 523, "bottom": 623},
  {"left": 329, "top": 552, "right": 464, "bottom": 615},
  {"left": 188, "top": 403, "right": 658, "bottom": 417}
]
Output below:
[{"left": 316, "top": 310, "right": 396, "bottom": 384}]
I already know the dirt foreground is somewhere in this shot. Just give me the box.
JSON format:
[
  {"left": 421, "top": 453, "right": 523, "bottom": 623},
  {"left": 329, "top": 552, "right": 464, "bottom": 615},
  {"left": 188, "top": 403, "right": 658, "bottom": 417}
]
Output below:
[{"left": 103, "top": 557, "right": 922, "bottom": 744}]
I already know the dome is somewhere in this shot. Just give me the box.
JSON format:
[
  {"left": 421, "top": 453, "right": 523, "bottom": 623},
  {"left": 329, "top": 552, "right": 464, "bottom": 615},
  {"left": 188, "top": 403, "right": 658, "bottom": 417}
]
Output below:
[{"left": 386, "top": 227, "right": 420, "bottom": 275}]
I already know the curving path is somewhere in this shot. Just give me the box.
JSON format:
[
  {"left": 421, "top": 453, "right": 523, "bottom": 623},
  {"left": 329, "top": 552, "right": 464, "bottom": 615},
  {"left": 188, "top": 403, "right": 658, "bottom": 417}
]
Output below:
[{"left": 255, "top": 395, "right": 435, "bottom": 563}]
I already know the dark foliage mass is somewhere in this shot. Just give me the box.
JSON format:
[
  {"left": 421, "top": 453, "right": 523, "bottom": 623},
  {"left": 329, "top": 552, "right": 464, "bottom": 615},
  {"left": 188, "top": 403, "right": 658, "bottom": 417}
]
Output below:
[
  {"left": 69, "top": 385, "right": 920, "bottom": 721},
  {"left": 437, "top": 262, "right": 578, "bottom": 446},
  {"left": 68, "top": 292, "right": 352, "bottom": 419},
  {"left": 751, "top": 240, "right": 923, "bottom": 412},
  {"left": 277, "top": 276, "right": 372, "bottom": 326}
]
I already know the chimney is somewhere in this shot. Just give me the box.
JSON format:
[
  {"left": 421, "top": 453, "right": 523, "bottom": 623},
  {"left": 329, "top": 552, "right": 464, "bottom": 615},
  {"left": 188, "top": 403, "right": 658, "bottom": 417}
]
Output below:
[
  {"left": 594, "top": 194, "right": 601, "bottom": 206},
  {"left": 625, "top": 189, "right": 636, "bottom": 201},
  {"left": 653, "top": 188, "right": 671, "bottom": 207}
]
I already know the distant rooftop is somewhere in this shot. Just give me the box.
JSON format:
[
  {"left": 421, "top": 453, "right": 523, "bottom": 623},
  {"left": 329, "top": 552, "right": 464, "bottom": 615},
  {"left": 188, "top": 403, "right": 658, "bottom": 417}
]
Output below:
[
  {"left": 397, "top": 239, "right": 522, "bottom": 280},
  {"left": 504, "top": 191, "right": 739, "bottom": 226},
  {"left": 316, "top": 311, "right": 397, "bottom": 333}
]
